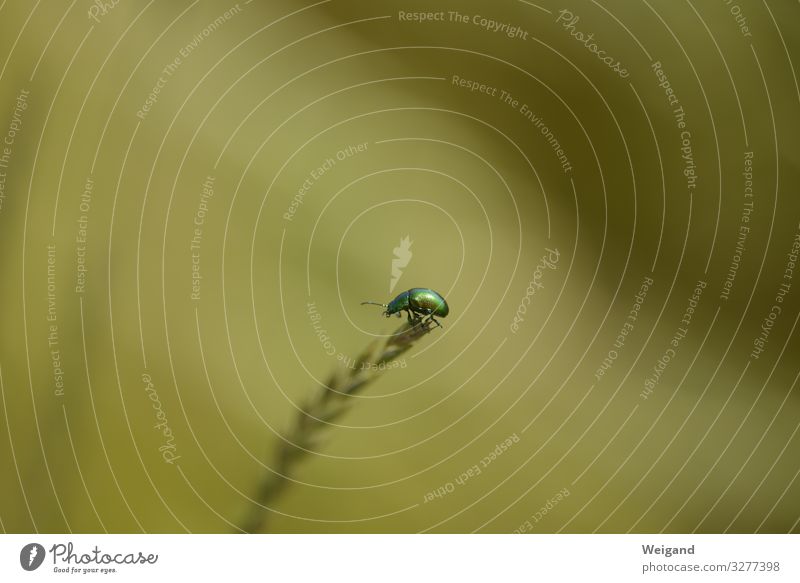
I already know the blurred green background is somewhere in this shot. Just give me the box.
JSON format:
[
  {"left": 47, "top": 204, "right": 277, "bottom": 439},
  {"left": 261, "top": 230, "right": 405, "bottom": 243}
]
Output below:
[{"left": 0, "top": 0, "right": 798, "bottom": 533}]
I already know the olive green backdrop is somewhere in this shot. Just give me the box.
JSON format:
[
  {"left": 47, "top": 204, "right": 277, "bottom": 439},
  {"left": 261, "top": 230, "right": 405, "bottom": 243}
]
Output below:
[{"left": 0, "top": 0, "right": 798, "bottom": 533}]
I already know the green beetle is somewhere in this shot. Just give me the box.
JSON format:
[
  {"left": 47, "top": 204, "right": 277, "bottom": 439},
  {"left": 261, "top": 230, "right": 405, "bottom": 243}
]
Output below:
[{"left": 362, "top": 288, "right": 449, "bottom": 328}]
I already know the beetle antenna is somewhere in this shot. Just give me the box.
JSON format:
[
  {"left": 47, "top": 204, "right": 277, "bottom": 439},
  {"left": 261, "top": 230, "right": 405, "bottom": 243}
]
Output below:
[{"left": 361, "top": 301, "right": 388, "bottom": 308}]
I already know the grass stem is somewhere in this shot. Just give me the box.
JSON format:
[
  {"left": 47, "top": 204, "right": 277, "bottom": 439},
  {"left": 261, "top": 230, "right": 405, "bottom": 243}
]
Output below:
[{"left": 239, "top": 318, "right": 436, "bottom": 533}]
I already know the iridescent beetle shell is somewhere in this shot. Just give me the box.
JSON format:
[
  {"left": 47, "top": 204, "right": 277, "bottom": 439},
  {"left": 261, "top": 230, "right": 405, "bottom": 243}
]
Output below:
[{"left": 362, "top": 288, "right": 449, "bottom": 327}]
